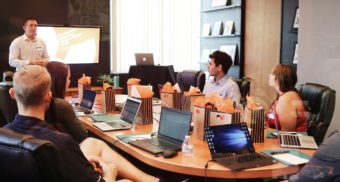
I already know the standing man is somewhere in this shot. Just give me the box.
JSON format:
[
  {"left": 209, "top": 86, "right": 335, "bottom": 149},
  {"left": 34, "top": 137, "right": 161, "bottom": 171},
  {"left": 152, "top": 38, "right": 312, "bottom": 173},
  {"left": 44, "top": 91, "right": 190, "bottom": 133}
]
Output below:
[
  {"left": 203, "top": 50, "right": 241, "bottom": 103},
  {"left": 9, "top": 17, "right": 49, "bottom": 69}
]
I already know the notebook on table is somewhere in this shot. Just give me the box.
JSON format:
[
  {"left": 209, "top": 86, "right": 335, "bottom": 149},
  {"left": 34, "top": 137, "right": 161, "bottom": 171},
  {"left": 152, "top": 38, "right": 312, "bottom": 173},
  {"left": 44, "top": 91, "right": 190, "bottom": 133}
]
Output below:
[
  {"left": 73, "top": 89, "right": 96, "bottom": 113},
  {"left": 92, "top": 97, "right": 141, "bottom": 131},
  {"left": 135, "top": 53, "right": 154, "bottom": 66},
  {"left": 205, "top": 123, "right": 276, "bottom": 170},
  {"left": 129, "top": 107, "right": 192, "bottom": 155},
  {"left": 278, "top": 133, "right": 318, "bottom": 149}
]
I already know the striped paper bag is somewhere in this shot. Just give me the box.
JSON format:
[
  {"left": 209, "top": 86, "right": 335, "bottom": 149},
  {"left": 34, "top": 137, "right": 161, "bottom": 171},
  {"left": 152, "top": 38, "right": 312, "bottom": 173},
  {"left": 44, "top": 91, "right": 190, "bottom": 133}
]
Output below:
[
  {"left": 160, "top": 92, "right": 182, "bottom": 110},
  {"left": 101, "top": 89, "right": 116, "bottom": 114},
  {"left": 135, "top": 97, "right": 153, "bottom": 125},
  {"left": 245, "top": 107, "right": 265, "bottom": 143}
]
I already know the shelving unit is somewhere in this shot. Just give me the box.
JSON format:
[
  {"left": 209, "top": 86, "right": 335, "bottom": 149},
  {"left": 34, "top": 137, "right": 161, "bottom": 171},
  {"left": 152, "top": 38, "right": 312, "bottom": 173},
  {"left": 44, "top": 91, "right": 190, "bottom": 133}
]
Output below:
[
  {"left": 200, "top": 0, "right": 244, "bottom": 78},
  {"left": 280, "top": 0, "right": 299, "bottom": 67}
]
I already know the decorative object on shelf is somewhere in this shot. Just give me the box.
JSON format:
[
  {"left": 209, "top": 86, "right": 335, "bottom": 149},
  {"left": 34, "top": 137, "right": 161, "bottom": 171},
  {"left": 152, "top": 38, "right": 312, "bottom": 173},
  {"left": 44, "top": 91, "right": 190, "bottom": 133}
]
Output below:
[
  {"left": 201, "top": 23, "right": 211, "bottom": 37},
  {"left": 212, "top": 21, "right": 223, "bottom": 36},
  {"left": 211, "top": 0, "right": 231, "bottom": 7},
  {"left": 200, "top": 49, "right": 211, "bottom": 63},
  {"left": 200, "top": 0, "right": 243, "bottom": 78},
  {"left": 292, "top": 8, "right": 299, "bottom": 30},
  {"left": 293, "top": 43, "right": 298, "bottom": 64},
  {"left": 223, "top": 20, "right": 235, "bottom": 35},
  {"left": 220, "top": 44, "right": 237, "bottom": 65}
]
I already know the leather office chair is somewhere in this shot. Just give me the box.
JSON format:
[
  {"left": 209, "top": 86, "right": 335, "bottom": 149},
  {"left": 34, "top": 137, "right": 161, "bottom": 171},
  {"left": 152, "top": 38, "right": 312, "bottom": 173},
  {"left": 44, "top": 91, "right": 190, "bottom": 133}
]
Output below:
[
  {"left": 176, "top": 70, "right": 205, "bottom": 92},
  {"left": 0, "top": 84, "right": 17, "bottom": 126},
  {"left": 3, "top": 71, "right": 14, "bottom": 82},
  {"left": 0, "top": 128, "right": 64, "bottom": 182},
  {"left": 231, "top": 77, "right": 251, "bottom": 105},
  {"left": 296, "top": 83, "right": 336, "bottom": 145}
]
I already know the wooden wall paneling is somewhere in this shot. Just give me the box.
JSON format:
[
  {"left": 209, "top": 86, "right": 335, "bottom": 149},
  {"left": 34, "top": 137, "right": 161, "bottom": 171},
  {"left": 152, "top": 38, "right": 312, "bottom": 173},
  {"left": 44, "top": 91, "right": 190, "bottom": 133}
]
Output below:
[{"left": 244, "top": 0, "right": 282, "bottom": 110}]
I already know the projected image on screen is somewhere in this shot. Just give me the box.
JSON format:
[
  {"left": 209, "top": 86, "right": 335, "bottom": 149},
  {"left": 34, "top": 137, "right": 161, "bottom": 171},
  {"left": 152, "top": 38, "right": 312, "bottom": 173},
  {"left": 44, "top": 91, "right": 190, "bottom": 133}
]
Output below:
[
  {"left": 205, "top": 124, "right": 254, "bottom": 155},
  {"left": 37, "top": 26, "right": 100, "bottom": 64}
]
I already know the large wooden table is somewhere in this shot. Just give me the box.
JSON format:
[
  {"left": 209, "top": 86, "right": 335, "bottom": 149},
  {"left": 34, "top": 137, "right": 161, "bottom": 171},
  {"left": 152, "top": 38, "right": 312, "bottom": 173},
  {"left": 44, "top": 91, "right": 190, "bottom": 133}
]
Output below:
[{"left": 79, "top": 114, "right": 316, "bottom": 179}]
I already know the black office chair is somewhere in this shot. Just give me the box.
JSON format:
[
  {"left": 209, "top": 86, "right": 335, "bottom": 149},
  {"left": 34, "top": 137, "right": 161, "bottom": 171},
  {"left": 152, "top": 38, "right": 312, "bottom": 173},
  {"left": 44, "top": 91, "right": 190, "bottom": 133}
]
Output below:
[
  {"left": 3, "top": 71, "right": 14, "bottom": 82},
  {"left": 0, "top": 84, "right": 17, "bottom": 126},
  {"left": 296, "top": 83, "right": 336, "bottom": 145},
  {"left": 231, "top": 77, "right": 251, "bottom": 105},
  {"left": 0, "top": 128, "right": 65, "bottom": 182},
  {"left": 176, "top": 70, "right": 205, "bottom": 92}
]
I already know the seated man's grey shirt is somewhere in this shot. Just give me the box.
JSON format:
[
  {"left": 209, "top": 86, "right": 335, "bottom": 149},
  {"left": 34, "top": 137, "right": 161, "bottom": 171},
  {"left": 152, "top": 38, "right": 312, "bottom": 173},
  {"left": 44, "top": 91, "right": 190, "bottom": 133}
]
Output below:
[{"left": 203, "top": 75, "right": 241, "bottom": 103}]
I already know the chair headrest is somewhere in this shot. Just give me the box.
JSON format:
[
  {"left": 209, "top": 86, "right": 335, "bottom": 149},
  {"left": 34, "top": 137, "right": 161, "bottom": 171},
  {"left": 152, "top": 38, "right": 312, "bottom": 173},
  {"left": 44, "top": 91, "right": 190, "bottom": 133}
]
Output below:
[
  {"left": 0, "top": 128, "right": 53, "bottom": 152},
  {"left": 3, "top": 71, "right": 14, "bottom": 82}
]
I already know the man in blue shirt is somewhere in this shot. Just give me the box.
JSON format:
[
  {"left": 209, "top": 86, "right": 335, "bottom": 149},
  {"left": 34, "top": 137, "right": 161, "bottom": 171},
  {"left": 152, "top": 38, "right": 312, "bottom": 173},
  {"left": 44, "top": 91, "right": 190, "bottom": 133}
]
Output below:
[
  {"left": 202, "top": 50, "right": 241, "bottom": 103},
  {"left": 5, "top": 65, "right": 158, "bottom": 182},
  {"left": 289, "top": 130, "right": 340, "bottom": 181}
]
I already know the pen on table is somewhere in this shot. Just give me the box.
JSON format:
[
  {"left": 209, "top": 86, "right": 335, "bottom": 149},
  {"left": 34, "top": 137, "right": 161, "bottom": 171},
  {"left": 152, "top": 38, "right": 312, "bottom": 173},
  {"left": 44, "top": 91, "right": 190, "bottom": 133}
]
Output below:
[{"left": 270, "top": 151, "right": 290, "bottom": 155}]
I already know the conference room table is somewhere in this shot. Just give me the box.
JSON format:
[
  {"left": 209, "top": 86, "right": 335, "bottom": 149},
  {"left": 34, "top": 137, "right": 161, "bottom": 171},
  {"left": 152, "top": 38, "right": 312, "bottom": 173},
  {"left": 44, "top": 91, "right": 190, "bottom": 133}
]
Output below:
[{"left": 78, "top": 95, "right": 316, "bottom": 179}]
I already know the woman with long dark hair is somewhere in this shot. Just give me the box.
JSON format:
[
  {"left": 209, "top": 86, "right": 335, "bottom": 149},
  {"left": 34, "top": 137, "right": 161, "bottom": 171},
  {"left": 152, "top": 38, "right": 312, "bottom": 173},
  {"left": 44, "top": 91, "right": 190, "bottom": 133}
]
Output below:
[{"left": 45, "top": 61, "right": 87, "bottom": 142}]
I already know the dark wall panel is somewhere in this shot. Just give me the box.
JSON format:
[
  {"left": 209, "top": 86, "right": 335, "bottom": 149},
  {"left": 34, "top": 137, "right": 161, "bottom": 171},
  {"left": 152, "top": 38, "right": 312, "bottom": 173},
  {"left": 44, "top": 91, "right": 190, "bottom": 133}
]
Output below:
[
  {"left": 0, "top": 0, "right": 110, "bottom": 87},
  {"left": 280, "top": 0, "right": 299, "bottom": 66}
]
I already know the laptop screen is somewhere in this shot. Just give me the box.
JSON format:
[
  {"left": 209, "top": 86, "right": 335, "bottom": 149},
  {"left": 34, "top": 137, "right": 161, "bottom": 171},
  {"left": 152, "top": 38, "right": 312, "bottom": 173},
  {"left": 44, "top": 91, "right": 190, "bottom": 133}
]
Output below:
[
  {"left": 158, "top": 107, "right": 192, "bottom": 142},
  {"left": 120, "top": 98, "right": 141, "bottom": 124},
  {"left": 205, "top": 123, "right": 255, "bottom": 155},
  {"left": 80, "top": 89, "right": 96, "bottom": 109},
  {"left": 135, "top": 53, "right": 154, "bottom": 66}
]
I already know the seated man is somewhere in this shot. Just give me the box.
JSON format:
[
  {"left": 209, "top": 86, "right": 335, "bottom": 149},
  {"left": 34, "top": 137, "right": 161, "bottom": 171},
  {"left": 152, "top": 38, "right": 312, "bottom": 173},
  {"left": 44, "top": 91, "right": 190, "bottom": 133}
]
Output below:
[
  {"left": 289, "top": 130, "right": 340, "bottom": 181},
  {"left": 202, "top": 50, "right": 241, "bottom": 103},
  {"left": 5, "top": 65, "right": 158, "bottom": 182}
]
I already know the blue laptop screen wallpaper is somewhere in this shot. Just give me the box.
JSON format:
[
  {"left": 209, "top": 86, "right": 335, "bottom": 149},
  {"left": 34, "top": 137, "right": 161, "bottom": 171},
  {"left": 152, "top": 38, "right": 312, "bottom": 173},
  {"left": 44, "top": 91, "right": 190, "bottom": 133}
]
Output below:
[
  {"left": 205, "top": 123, "right": 254, "bottom": 155},
  {"left": 80, "top": 89, "right": 96, "bottom": 109}
]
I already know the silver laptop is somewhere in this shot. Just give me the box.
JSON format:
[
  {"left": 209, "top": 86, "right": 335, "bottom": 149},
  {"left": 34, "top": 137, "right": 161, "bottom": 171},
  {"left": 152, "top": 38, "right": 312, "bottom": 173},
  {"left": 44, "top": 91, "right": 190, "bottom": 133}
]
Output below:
[
  {"left": 92, "top": 97, "right": 141, "bottom": 131},
  {"left": 128, "top": 107, "right": 192, "bottom": 155},
  {"left": 272, "top": 116, "right": 318, "bottom": 149},
  {"left": 135, "top": 53, "right": 154, "bottom": 66},
  {"left": 278, "top": 133, "right": 318, "bottom": 149},
  {"left": 73, "top": 89, "right": 96, "bottom": 113}
]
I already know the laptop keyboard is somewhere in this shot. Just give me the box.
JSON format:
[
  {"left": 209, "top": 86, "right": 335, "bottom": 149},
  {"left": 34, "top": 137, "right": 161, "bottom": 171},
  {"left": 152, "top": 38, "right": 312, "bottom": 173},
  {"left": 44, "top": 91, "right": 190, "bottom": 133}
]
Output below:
[
  {"left": 279, "top": 134, "right": 301, "bottom": 146},
  {"left": 147, "top": 138, "right": 179, "bottom": 150},
  {"left": 106, "top": 122, "right": 126, "bottom": 128},
  {"left": 217, "top": 153, "right": 267, "bottom": 165},
  {"left": 129, "top": 140, "right": 164, "bottom": 155}
]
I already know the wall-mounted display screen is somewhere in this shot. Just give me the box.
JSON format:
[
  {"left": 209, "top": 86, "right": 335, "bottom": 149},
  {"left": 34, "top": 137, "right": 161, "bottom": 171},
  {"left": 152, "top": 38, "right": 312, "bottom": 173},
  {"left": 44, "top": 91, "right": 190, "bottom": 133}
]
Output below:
[{"left": 37, "top": 25, "right": 101, "bottom": 64}]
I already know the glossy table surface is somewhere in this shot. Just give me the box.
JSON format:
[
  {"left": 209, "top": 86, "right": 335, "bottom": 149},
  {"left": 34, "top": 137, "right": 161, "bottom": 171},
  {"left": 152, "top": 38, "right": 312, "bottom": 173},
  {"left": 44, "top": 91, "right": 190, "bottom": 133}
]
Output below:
[{"left": 79, "top": 107, "right": 316, "bottom": 179}]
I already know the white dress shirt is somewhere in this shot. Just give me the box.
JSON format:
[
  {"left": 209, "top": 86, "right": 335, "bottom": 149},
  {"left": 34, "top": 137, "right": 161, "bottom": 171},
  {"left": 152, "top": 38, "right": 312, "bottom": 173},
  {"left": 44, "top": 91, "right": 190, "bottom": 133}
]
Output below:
[
  {"left": 9, "top": 34, "right": 49, "bottom": 69},
  {"left": 203, "top": 75, "right": 241, "bottom": 103}
]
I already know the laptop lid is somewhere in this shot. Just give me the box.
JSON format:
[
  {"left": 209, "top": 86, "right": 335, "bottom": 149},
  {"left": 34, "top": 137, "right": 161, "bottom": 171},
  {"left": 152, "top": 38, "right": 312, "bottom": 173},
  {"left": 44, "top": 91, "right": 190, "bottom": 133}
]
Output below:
[
  {"left": 80, "top": 89, "right": 97, "bottom": 109},
  {"left": 119, "top": 97, "right": 142, "bottom": 125},
  {"left": 157, "top": 107, "right": 192, "bottom": 142},
  {"left": 205, "top": 123, "right": 255, "bottom": 157},
  {"left": 135, "top": 53, "right": 154, "bottom": 66}
]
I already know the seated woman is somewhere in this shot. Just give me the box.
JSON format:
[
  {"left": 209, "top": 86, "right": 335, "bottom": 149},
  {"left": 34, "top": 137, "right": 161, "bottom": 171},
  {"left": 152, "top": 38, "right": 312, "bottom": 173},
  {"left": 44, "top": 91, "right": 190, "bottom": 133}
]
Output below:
[
  {"left": 266, "top": 64, "right": 307, "bottom": 132},
  {"left": 45, "top": 61, "right": 88, "bottom": 143},
  {"left": 45, "top": 61, "right": 157, "bottom": 182}
]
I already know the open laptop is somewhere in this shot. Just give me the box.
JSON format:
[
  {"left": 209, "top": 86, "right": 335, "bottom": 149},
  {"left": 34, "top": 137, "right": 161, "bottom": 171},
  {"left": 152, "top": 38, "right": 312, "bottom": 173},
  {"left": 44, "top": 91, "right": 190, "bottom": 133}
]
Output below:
[
  {"left": 129, "top": 107, "right": 192, "bottom": 155},
  {"left": 205, "top": 123, "right": 276, "bottom": 170},
  {"left": 278, "top": 133, "right": 318, "bottom": 149},
  {"left": 271, "top": 115, "right": 318, "bottom": 149},
  {"left": 135, "top": 53, "right": 154, "bottom": 66},
  {"left": 92, "top": 97, "right": 141, "bottom": 131},
  {"left": 73, "top": 89, "right": 96, "bottom": 113}
]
